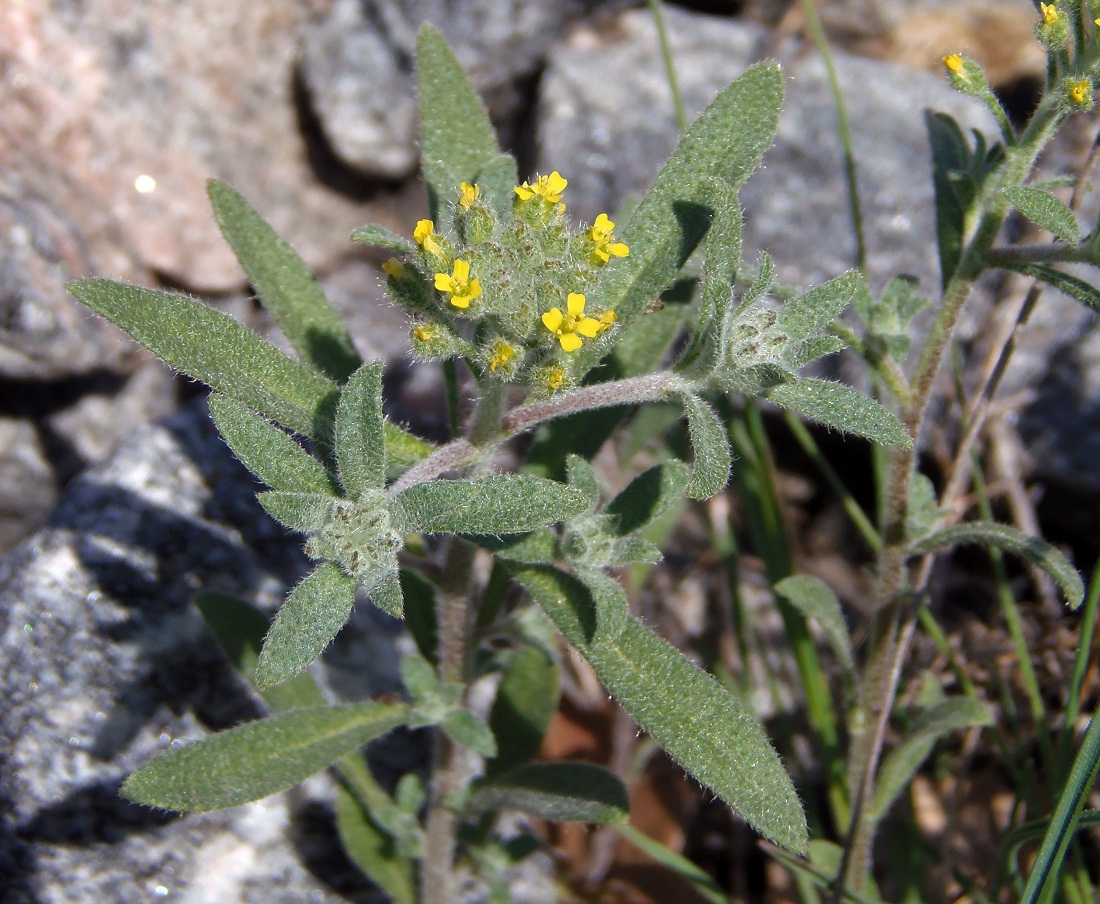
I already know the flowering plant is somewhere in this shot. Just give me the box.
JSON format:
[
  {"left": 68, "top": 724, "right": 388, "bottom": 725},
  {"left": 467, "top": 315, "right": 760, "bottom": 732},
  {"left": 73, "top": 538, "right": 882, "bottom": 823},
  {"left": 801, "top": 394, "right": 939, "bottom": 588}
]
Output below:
[{"left": 67, "top": 8, "right": 1100, "bottom": 902}]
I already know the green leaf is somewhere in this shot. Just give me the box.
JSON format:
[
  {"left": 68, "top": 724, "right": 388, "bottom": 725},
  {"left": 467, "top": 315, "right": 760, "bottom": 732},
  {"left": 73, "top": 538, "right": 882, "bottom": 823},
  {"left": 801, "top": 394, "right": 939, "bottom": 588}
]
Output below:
[
  {"left": 766, "top": 378, "right": 911, "bottom": 448},
  {"left": 400, "top": 569, "right": 439, "bottom": 664},
  {"left": 472, "top": 530, "right": 559, "bottom": 564},
  {"left": 475, "top": 154, "right": 520, "bottom": 224},
  {"left": 911, "top": 521, "right": 1084, "bottom": 608},
  {"left": 391, "top": 475, "right": 590, "bottom": 534},
  {"left": 578, "top": 567, "right": 630, "bottom": 644},
  {"left": 487, "top": 647, "right": 559, "bottom": 777},
  {"left": 350, "top": 223, "right": 418, "bottom": 254},
  {"left": 384, "top": 422, "right": 435, "bottom": 470},
  {"left": 122, "top": 702, "right": 408, "bottom": 812},
  {"left": 606, "top": 461, "right": 691, "bottom": 536},
  {"left": 207, "top": 394, "right": 338, "bottom": 495},
  {"left": 1004, "top": 185, "right": 1080, "bottom": 244},
  {"left": 679, "top": 393, "right": 732, "bottom": 499},
  {"left": 926, "top": 111, "right": 970, "bottom": 288},
  {"left": 614, "top": 825, "right": 728, "bottom": 904},
  {"left": 336, "top": 362, "right": 387, "bottom": 499},
  {"left": 995, "top": 261, "right": 1100, "bottom": 314},
  {"left": 870, "top": 697, "right": 993, "bottom": 822},
  {"left": 777, "top": 271, "right": 859, "bottom": 340},
  {"left": 564, "top": 454, "right": 601, "bottom": 507},
  {"left": 470, "top": 763, "right": 629, "bottom": 825},
  {"left": 511, "top": 564, "right": 808, "bottom": 854},
  {"left": 441, "top": 708, "right": 498, "bottom": 758},
  {"left": 335, "top": 786, "right": 417, "bottom": 904},
  {"left": 194, "top": 591, "right": 327, "bottom": 711},
  {"left": 207, "top": 180, "right": 361, "bottom": 383},
  {"left": 774, "top": 575, "right": 854, "bottom": 672},
  {"left": 68, "top": 279, "right": 339, "bottom": 441},
  {"left": 258, "top": 491, "right": 340, "bottom": 533},
  {"left": 579, "top": 62, "right": 784, "bottom": 368},
  {"left": 417, "top": 25, "right": 501, "bottom": 220},
  {"left": 367, "top": 568, "right": 404, "bottom": 619},
  {"left": 256, "top": 564, "right": 358, "bottom": 689}
]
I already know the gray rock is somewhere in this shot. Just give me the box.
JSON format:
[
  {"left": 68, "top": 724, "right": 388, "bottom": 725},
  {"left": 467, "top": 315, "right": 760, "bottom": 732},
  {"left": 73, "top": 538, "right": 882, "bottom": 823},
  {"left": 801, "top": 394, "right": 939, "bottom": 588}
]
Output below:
[
  {"left": 0, "top": 418, "right": 58, "bottom": 553},
  {"left": 299, "top": 0, "right": 610, "bottom": 178},
  {"left": 0, "top": 400, "right": 414, "bottom": 903}
]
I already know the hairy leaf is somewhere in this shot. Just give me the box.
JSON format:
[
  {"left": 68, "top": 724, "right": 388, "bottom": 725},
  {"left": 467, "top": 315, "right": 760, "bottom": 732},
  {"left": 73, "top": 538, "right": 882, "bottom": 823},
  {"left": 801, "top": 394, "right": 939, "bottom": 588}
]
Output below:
[
  {"left": 122, "top": 702, "right": 408, "bottom": 812},
  {"left": 68, "top": 279, "right": 339, "bottom": 441},
  {"left": 441, "top": 708, "right": 498, "bottom": 758},
  {"left": 1004, "top": 185, "right": 1080, "bottom": 244},
  {"left": 766, "top": 378, "right": 911, "bottom": 448},
  {"left": 777, "top": 271, "right": 859, "bottom": 340},
  {"left": 417, "top": 25, "right": 501, "bottom": 220},
  {"left": 208, "top": 394, "right": 338, "bottom": 495},
  {"left": 996, "top": 261, "right": 1100, "bottom": 314},
  {"left": 911, "top": 521, "right": 1084, "bottom": 608},
  {"left": 335, "top": 787, "right": 417, "bottom": 904},
  {"left": 871, "top": 697, "right": 993, "bottom": 822},
  {"left": 350, "top": 223, "right": 418, "bottom": 254},
  {"left": 391, "top": 475, "right": 590, "bottom": 534},
  {"left": 487, "top": 647, "right": 559, "bottom": 777},
  {"left": 512, "top": 564, "right": 807, "bottom": 853},
  {"left": 774, "top": 575, "right": 854, "bottom": 672},
  {"left": 680, "top": 393, "right": 732, "bottom": 499},
  {"left": 606, "top": 460, "right": 691, "bottom": 536},
  {"left": 336, "top": 362, "right": 387, "bottom": 499},
  {"left": 471, "top": 762, "right": 629, "bottom": 825},
  {"left": 208, "top": 179, "right": 360, "bottom": 383},
  {"left": 256, "top": 564, "right": 358, "bottom": 688}
]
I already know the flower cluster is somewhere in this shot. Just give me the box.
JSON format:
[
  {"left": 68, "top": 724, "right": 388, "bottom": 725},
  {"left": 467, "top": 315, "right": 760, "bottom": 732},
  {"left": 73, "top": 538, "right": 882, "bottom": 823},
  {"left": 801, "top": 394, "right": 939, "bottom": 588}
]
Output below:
[{"left": 381, "top": 169, "right": 630, "bottom": 394}]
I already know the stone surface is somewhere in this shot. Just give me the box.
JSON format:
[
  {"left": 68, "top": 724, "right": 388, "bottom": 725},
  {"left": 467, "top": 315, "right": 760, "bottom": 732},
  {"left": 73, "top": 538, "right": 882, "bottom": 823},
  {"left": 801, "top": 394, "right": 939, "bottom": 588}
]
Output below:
[
  {"left": 299, "top": 0, "right": 611, "bottom": 178},
  {"left": 0, "top": 401, "right": 416, "bottom": 903}
]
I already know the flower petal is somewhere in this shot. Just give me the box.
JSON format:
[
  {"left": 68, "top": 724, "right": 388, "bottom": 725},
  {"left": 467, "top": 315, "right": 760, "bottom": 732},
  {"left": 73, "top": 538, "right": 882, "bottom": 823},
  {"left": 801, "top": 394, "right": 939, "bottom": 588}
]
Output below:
[
  {"left": 542, "top": 308, "right": 564, "bottom": 332},
  {"left": 577, "top": 317, "right": 600, "bottom": 339},
  {"left": 466, "top": 279, "right": 482, "bottom": 301},
  {"left": 559, "top": 332, "right": 583, "bottom": 352},
  {"left": 452, "top": 259, "right": 470, "bottom": 281},
  {"left": 435, "top": 273, "right": 453, "bottom": 292},
  {"left": 450, "top": 295, "right": 471, "bottom": 309},
  {"left": 566, "top": 293, "right": 586, "bottom": 317}
]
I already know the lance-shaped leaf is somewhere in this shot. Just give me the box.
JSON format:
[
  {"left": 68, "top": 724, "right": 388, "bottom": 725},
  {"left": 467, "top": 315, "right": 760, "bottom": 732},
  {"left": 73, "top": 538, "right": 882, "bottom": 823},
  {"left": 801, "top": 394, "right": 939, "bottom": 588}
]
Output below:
[
  {"left": 996, "top": 261, "right": 1100, "bottom": 314},
  {"left": 679, "top": 393, "right": 732, "bottom": 499},
  {"left": 400, "top": 570, "right": 439, "bottom": 664},
  {"left": 472, "top": 530, "right": 559, "bottom": 565},
  {"left": 565, "top": 454, "right": 601, "bottom": 508},
  {"left": 470, "top": 763, "right": 629, "bottom": 825},
  {"left": 122, "top": 702, "right": 409, "bottom": 812},
  {"left": 475, "top": 153, "right": 520, "bottom": 223},
  {"left": 911, "top": 521, "right": 1084, "bottom": 608},
  {"left": 208, "top": 394, "right": 339, "bottom": 495},
  {"left": 69, "top": 279, "right": 339, "bottom": 440},
  {"left": 774, "top": 575, "right": 854, "bottom": 673},
  {"left": 487, "top": 647, "right": 559, "bottom": 777},
  {"left": 336, "top": 787, "right": 417, "bottom": 904},
  {"left": 581, "top": 62, "right": 783, "bottom": 351},
  {"left": 208, "top": 180, "right": 361, "bottom": 383},
  {"left": 927, "top": 111, "right": 970, "bottom": 288},
  {"left": 441, "top": 708, "right": 498, "bottom": 758},
  {"left": 511, "top": 564, "right": 808, "bottom": 854},
  {"left": 336, "top": 362, "right": 387, "bottom": 499},
  {"left": 766, "top": 378, "right": 911, "bottom": 448},
  {"left": 256, "top": 564, "right": 358, "bottom": 689},
  {"left": 1004, "top": 185, "right": 1079, "bottom": 244},
  {"left": 870, "top": 697, "right": 993, "bottom": 822},
  {"left": 606, "top": 460, "right": 691, "bottom": 536},
  {"left": 417, "top": 25, "right": 501, "bottom": 219},
  {"left": 391, "top": 475, "right": 590, "bottom": 534},
  {"left": 776, "top": 271, "right": 859, "bottom": 340}
]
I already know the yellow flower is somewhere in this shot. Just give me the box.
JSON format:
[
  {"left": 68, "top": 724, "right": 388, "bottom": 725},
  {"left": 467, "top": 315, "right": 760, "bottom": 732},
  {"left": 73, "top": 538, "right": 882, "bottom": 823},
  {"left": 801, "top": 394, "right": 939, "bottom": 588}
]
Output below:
[
  {"left": 434, "top": 259, "right": 482, "bottom": 309},
  {"left": 541, "top": 293, "right": 600, "bottom": 352},
  {"left": 942, "top": 54, "right": 965, "bottom": 77},
  {"left": 1040, "top": 2, "right": 1059, "bottom": 24},
  {"left": 515, "top": 171, "right": 568, "bottom": 204},
  {"left": 1070, "top": 78, "right": 1091, "bottom": 105},
  {"left": 546, "top": 366, "right": 565, "bottom": 391},
  {"left": 459, "top": 182, "right": 479, "bottom": 209},
  {"left": 382, "top": 258, "right": 407, "bottom": 278},
  {"left": 488, "top": 341, "right": 516, "bottom": 373},
  {"left": 413, "top": 325, "right": 435, "bottom": 343},
  {"left": 588, "top": 213, "right": 630, "bottom": 263},
  {"left": 414, "top": 219, "right": 443, "bottom": 257},
  {"left": 596, "top": 310, "right": 617, "bottom": 333}
]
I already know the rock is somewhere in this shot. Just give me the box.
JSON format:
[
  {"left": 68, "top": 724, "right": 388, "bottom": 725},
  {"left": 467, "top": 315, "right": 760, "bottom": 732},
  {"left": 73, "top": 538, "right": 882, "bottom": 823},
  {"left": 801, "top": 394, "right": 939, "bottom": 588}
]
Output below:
[
  {"left": 0, "top": 417, "right": 58, "bottom": 553},
  {"left": 0, "top": 400, "right": 414, "bottom": 902},
  {"left": 299, "top": 0, "right": 610, "bottom": 178}
]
